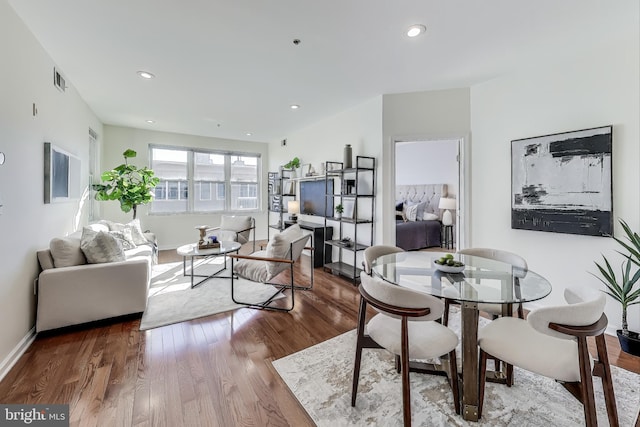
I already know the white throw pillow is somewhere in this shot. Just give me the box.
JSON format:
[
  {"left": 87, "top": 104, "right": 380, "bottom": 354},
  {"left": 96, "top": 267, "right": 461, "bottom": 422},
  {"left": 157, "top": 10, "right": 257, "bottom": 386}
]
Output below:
[
  {"left": 109, "top": 219, "right": 148, "bottom": 246},
  {"left": 50, "top": 236, "right": 87, "bottom": 267},
  {"left": 80, "top": 227, "right": 126, "bottom": 264},
  {"left": 265, "top": 224, "right": 303, "bottom": 277},
  {"left": 405, "top": 203, "right": 419, "bottom": 222},
  {"left": 109, "top": 229, "right": 137, "bottom": 250},
  {"left": 422, "top": 213, "right": 439, "bottom": 221}
]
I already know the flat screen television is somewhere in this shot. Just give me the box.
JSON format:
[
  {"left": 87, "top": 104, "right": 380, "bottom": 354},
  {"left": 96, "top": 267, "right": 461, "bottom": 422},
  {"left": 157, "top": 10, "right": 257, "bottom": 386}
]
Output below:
[{"left": 300, "top": 180, "right": 333, "bottom": 217}]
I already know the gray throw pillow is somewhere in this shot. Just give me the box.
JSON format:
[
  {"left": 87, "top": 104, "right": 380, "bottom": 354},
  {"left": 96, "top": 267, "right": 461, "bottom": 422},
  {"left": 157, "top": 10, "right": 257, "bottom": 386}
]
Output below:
[
  {"left": 50, "top": 235, "right": 87, "bottom": 267},
  {"left": 80, "top": 227, "right": 126, "bottom": 264}
]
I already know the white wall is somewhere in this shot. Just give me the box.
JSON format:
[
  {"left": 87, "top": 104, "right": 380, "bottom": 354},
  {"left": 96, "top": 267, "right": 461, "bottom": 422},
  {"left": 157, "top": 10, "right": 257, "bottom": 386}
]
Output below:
[
  {"left": 101, "top": 126, "right": 269, "bottom": 249},
  {"left": 382, "top": 89, "right": 471, "bottom": 244},
  {"left": 470, "top": 36, "right": 640, "bottom": 333},
  {"left": 0, "top": 0, "right": 102, "bottom": 372},
  {"left": 395, "top": 140, "right": 458, "bottom": 197}
]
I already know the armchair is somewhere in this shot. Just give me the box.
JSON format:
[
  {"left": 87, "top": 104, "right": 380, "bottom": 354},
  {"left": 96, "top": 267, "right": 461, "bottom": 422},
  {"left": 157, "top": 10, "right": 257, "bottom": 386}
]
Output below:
[
  {"left": 229, "top": 224, "right": 313, "bottom": 312},
  {"left": 207, "top": 215, "right": 256, "bottom": 253}
]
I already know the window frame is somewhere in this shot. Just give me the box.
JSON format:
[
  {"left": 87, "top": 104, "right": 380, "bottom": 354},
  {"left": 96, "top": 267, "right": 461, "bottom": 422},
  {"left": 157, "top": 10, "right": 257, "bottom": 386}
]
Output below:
[{"left": 149, "top": 144, "right": 261, "bottom": 215}]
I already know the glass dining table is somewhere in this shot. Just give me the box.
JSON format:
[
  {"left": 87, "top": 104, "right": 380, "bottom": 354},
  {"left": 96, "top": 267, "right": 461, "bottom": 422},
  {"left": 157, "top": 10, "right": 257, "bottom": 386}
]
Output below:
[{"left": 371, "top": 251, "right": 552, "bottom": 422}]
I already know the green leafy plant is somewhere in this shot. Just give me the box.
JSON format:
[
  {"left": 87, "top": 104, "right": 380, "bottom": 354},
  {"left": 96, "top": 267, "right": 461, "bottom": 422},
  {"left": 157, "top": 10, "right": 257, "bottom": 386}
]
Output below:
[
  {"left": 284, "top": 157, "right": 301, "bottom": 170},
  {"left": 92, "top": 149, "right": 160, "bottom": 219},
  {"left": 593, "top": 219, "right": 640, "bottom": 336},
  {"left": 335, "top": 204, "right": 344, "bottom": 214}
]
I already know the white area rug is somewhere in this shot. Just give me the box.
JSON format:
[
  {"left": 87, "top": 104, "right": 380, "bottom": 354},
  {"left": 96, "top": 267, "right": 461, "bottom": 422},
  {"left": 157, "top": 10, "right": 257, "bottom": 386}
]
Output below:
[
  {"left": 273, "top": 311, "right": 640, "bottom": 426},
  {"left": 140, "top": 259, "right": 284, "bottom": 330}
]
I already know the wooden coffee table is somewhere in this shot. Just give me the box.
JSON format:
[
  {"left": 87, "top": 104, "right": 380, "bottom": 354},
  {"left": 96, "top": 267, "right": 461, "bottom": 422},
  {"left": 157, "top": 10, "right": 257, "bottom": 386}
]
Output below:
[{"left": 176, "top": 241, "right": 242, "bottom": 288}]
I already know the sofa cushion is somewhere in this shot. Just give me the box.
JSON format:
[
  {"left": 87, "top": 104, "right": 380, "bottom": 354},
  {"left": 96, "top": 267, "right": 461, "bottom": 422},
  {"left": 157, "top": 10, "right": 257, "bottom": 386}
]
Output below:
[
  {"left": 37, "top": 250, "right": 56, "bottom": 270},
  {"left": 80, "top": 227, "right": 126, "bottom": 264},
  {"left": 50, "top": 235, "right": 87, "bottom": 267}
]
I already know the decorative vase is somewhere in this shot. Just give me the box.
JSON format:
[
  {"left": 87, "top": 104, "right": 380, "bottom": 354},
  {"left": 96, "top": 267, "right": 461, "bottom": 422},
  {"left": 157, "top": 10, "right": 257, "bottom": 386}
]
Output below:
[{"left": 343, "top": 144, "right": 353, "bottom": 169}]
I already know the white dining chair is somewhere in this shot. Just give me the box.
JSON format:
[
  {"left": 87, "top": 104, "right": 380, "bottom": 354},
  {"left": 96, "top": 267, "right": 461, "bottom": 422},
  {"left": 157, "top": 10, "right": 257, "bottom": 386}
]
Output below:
[
  {"left": 352, "top": 272, "right": 460, "bottom": 426},
  {"left": 477, "top": 287, "right": 618, "bottom": 426}
]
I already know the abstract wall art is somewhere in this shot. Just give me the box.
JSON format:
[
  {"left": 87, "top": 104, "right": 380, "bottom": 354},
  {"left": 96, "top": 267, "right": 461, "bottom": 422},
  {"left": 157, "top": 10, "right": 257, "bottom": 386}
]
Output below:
[{"left": 511, "top": 125, "right": 612, "bottom": 236}]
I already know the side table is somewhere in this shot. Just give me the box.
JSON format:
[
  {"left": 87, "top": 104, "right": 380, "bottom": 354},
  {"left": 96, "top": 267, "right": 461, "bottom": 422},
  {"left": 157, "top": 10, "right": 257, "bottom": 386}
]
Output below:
[{"left": 442, "top": 225, "right": 454, "bottom": 250}]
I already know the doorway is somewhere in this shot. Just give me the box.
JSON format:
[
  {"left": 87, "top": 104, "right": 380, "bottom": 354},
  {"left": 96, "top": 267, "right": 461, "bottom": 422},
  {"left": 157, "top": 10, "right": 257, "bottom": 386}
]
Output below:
[{"left": 393, "top": 138, "right": 466, "bottom": 250}]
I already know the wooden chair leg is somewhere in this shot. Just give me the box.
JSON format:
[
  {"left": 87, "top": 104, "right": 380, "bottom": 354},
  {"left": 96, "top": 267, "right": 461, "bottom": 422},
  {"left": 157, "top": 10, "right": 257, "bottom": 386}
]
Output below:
[
  {"left": 506, "top": 362, "right": 514, "bottom": 387},
  {"left": 594, "top": 333, "right": 619, "bottom": 427},
  {"left": 401, "top": 317, "right": 411, "bottom": 427},
  {"left": 443, "top": 300, "right": 450, "bottom": 326},
  {"left": 478, "top": 350, "right": 488, "bottom": 419},
  {"left": 449, "top": 350, "right": 460, "bottom": 415},
  {"left": 395, "top": 355, "right": 401, "bottom": 373},
  {"left": 351, "top": 297, "right": 367, "bottom": 407},
  {"left": 577, "top": 336, "right": 598, "bottom": 427}
]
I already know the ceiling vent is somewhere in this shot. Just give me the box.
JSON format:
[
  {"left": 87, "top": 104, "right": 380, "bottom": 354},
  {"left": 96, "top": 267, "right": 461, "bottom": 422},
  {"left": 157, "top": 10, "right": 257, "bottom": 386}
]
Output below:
[{"left": 53, "top": 67, "right": 66, "bottom": 92}]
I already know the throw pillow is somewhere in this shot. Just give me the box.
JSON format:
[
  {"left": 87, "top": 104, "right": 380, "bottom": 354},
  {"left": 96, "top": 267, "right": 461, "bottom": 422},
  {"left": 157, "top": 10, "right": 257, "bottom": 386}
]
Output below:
[
  {"left": 109, "top": 229, "right": 137, "bottom": 250},
  {"left": 109, "top": 219, "right": 148, "bottom": 246},
  {"left": 50, "top": 236, "right": 87, "bottom": 267},
  {"left": 80, "top": 227, "right": 126, "bottom": 264},
  {"left": 405, "top": 203, "right": 419, "bottom": 222},
  {"left": 265, "top": 224, "right": 303, "bottom": 277}
]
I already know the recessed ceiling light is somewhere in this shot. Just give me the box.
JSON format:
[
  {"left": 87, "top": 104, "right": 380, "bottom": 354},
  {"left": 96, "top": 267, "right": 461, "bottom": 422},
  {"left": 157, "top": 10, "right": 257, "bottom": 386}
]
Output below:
[
  {"left": 246, "top": 132, "right": 252, "bottom": 136},
  {"left": 290, "top": 104, "right": 300, "bottom": 110},
  {"left": 137, "top": 71, "right": 155, "bottom": 79},
  {"left": 146, "top": 120, "right": 155, "bottom": 124},
  {"left": 406, "top": 24, "right": 426, "bottom": 38}
]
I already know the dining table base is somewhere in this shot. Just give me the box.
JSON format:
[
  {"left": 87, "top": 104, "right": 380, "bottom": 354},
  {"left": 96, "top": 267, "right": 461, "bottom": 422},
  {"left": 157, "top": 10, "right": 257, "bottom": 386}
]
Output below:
[{"left": 461, "top": 301, "right": 480, "bottom": 421}]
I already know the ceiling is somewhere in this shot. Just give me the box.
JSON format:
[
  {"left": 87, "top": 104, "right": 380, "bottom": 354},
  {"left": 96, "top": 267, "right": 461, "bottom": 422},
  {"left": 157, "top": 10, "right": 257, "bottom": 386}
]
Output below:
[{"left": 8, "top": 0, "right": 638, "bottom": 144}]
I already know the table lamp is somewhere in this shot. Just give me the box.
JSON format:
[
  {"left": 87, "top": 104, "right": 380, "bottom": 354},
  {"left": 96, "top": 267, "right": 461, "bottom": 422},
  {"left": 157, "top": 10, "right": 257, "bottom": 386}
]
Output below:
[
  {"left": 288, "top": 200, "right": 300, "bottom": 223},
  {"left": 438, "top": 197, "right": 456, "bottom": 226}
]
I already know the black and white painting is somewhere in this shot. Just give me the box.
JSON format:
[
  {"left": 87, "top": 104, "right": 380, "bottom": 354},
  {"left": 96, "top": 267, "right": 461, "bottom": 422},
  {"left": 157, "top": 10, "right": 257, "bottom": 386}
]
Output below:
[{"left": 511, "top": 126, "right": 612, "bottom": 236}]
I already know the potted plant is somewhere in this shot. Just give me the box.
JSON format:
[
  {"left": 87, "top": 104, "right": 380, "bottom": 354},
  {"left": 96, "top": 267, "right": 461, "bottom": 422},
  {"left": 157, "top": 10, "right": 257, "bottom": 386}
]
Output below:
[
  {"left": 335, "top": 203, "right": 344, "bottom": 219},
  {"left": 92, "top": 149, "right": 160, "bottom": 220},
  {"left": 284, "top": 157, "right": 301, "bottom": 177},
  {"left": 593, "top": 219, "right": 640, "bottom": 356}
]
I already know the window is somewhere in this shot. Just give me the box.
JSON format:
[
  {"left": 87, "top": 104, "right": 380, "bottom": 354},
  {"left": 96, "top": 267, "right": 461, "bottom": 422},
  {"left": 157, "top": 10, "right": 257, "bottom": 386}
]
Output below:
[{"left": 150, "top": 146, "right": 260, "bottom": 214}]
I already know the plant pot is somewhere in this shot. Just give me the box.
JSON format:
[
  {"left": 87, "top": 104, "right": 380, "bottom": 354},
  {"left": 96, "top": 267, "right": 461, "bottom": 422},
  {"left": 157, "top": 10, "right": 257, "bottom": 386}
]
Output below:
[{"left": 617, "top": 329, "right": 640, "bottom": 356}]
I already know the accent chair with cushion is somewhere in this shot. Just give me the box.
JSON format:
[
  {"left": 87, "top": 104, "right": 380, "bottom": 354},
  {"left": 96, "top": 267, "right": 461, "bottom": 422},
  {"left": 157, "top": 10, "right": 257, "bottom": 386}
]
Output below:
[
  {"left": 362, "top": 244, "right": 404, "bottom": 275},
  {"left": 477, "top": 288, "right": 618, "bottom": 426},
  {"left": 352, "top": 272, "right": 460, "bottom": 426},
  {"left": 208, "top": 215, "right": 256, "bottom": 253},
  {"left": 229, "top": 224, "right": 312, "bottom": 312}
]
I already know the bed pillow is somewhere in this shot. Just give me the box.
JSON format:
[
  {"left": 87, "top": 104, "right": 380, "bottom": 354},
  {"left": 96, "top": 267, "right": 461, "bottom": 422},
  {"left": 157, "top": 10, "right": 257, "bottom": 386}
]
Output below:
[
  {"left": 422, "top": 213, "right": 439, "bottom": 221},
  {"left": 405, "top": 203, "right": 419, "bottom": 221}
]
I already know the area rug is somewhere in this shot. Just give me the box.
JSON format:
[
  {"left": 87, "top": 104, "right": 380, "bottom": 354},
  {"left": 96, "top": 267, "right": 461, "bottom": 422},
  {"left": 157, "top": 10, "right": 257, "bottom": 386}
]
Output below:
[
  {"left": 140, "top": 259, "right": 284, "bottom": 330},
  {"left": 272, "top": 312, "right": 640, "bottom": 426}
]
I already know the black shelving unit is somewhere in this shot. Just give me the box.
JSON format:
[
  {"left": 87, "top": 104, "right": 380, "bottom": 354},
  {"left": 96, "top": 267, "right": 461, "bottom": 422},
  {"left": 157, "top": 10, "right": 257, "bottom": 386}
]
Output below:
[
  {"left": 323, "top": 156, "right": 376, "bottom": 284},
  {"left": 267, "top": 168, "right": 295, "bottom": 240}
]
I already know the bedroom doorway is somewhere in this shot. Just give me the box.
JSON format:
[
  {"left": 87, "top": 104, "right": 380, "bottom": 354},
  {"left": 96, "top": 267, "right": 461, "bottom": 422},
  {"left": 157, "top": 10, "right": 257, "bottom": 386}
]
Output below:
[{"left": 394, "top": 138, "right": 466, "bottom": 251}]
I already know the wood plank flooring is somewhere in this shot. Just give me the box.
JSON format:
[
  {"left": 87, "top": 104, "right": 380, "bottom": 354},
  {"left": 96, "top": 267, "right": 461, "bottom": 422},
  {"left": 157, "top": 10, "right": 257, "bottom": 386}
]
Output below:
[{"left": 0, "top": 246, "right": 638, "bottom": 426}]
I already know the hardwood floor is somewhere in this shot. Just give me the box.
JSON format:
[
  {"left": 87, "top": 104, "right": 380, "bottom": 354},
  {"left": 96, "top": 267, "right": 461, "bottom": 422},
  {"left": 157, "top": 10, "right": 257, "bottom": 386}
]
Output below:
[{"left": 0, "top": 246, "right": 638, "bottom": 426}]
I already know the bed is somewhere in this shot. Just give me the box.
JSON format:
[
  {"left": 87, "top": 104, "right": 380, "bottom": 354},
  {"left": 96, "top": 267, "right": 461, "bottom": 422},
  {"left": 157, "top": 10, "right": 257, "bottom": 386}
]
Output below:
[{"left": 395, "top": 184, "right": 447, "bottom": 251}]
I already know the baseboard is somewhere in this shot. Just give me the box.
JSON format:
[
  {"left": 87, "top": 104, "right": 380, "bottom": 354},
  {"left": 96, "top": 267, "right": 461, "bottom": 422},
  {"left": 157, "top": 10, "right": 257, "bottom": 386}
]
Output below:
[{"left": 0, "top": 327, "right": 36, "bottom": 383}]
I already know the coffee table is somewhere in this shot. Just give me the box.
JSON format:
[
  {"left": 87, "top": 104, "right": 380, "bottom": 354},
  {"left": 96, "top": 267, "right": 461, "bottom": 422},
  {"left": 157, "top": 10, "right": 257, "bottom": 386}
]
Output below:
[{"left": 176, "top": 241, "right": 242, "bottom": 288}]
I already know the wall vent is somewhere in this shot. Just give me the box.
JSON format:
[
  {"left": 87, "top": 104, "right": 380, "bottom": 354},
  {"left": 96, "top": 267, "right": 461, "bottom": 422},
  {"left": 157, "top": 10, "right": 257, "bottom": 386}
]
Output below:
[{"left": 53, "top": 67, "right": 66, "bottom": 92}]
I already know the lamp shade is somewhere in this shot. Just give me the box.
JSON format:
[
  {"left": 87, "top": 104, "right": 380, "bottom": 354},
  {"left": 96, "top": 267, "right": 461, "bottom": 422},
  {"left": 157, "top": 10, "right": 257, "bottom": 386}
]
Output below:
[
  {"left": 288, "top": 200, "right": 300, "bottom": 214},
  {"left": 438, "top": 197, "right": 456, "bottom": 211}
]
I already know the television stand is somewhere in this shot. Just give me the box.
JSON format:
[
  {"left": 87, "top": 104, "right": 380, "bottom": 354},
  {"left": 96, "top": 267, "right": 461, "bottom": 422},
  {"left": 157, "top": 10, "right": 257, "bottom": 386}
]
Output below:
[{"left": 284, "top": 220, "right": 332, "bottom": 268}]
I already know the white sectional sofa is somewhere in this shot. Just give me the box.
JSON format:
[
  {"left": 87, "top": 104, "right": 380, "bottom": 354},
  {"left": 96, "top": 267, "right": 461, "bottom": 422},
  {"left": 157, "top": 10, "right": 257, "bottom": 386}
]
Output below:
[{"left": 35, "top": 220, "right": 157, "bottom": 332}]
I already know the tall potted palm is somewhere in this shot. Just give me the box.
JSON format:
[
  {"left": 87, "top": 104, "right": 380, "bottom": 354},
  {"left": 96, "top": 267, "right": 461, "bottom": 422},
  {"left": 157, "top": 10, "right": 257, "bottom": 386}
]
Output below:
[
  {"left": 92, "top": 149, "right": 159, "bottom": 219},
  {"left": 593, "top": 219, "right": 640, "bottom": 355}
]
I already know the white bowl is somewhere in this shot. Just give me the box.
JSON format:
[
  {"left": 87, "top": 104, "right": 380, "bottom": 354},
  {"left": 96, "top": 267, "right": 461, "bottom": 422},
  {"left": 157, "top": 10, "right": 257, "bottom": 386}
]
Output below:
[{"left": 433, "top": 259, "right": 465, "bottom": 274}]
